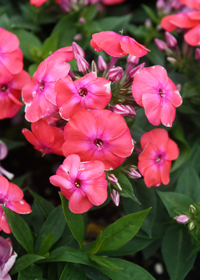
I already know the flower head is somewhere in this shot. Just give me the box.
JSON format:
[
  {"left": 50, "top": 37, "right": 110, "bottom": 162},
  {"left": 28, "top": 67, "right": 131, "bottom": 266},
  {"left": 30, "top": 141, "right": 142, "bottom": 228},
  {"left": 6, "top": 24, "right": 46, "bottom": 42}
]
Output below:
[
  {"left": 131, "top": 65, "right": 182, "bottom": 127},
  {"left": 0, "top": 176, "right": 32, "bottom": 234},
  {"left": 0, "top": 237, "right": 17, "bottom": 280},
  {"left": 138, "top": 129, "right": 179, "bottom": 188},
  {"left": 62, "top": 110, "right": 134, "bottom": 170},
  {"left": 50, "top": 154, "right": 107, "bottom": 213},
  {"left": 90, "top": 31, "right": 150, "bottom": 57}
]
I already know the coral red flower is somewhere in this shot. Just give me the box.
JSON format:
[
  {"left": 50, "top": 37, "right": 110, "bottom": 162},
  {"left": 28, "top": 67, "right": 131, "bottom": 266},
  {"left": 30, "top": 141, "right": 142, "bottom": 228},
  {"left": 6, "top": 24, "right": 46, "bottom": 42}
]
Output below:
[
  {"left": 180, "top": 0, "right": 200, "bottom": 10},
  {"left": 22, "top": 119, "right": 64, "bottom": 156},
  {"left": 50, "top": 154, "right": 107, "bottom": 213},
  {"left": 102, "top": 0, "right": 126, "bottom": 5},
  {"left": 138, "top": 129, "right": 179, "bottom": 188},
  {"left": 90, "top": 31, "right": 150, "bottom": 57},
  {"left": 30, "top": 0, "right": 48, "bottom": 7},
  {"left": 55, "top": 72, "right": 111, "bottom": 120},
  {"left": 0, "top": 70, "right": 31, "bottom": 120},
  {"left": 131, "top": 65, "right": 182, "bottom": 127},
  {"left": 0, "top": 28, "right": 23, "bottom": 83},
  {"left": 22, "top": 58, "right": 70, "bottom": 122},
  {"left": 62, "top": 110, "right": 134, "bottom": 170},
  {"left": 0, "top": 175, "right": 32, "bottom": 234}
]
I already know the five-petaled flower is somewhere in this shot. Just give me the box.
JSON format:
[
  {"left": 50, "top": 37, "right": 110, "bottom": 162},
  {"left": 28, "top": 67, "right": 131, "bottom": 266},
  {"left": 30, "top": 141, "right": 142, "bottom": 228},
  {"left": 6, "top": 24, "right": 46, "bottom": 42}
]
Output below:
[{"left": 138, "top": 129, "right": 179, "bottom": 188}]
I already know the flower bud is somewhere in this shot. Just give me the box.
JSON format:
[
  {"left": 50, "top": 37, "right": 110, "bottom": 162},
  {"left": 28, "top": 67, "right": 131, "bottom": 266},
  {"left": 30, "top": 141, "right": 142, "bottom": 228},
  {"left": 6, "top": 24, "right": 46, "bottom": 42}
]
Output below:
[
  {"left": 127, "top": 55, "right": 139, "bottom": 65},
  {"left": 145, "top": 19, "right": 152, "bottom": 29},
  {"left": 156, "top": 0, "right": 165, "bottom": 9},
  {"left": 72, "top": 42, "right": 85, "bottom": 58},
  {"left": 126, "top": 168, "right": 141, "bottom": 179},
  {"left": 195, "top": 48, "right": 200, "bottom": 61},
  {"left": 129, "top": 62, "right": 145, "bottom": 78},
  {"left": 0, "top": 140, "right": 8, "bottom": 160},
  {"left": 154, "top": 38, "right": 168, "bottom": 52},
  {"left": 165, "top": 31, "right": 177, "bottom": 48},
  {"left": 176, "top": 215, "right": 190, "bottom": 224},
  {"left": 189, "top": 204, "right": 197, "bottom": 214},
  {"left": 0, "top": 166, "right": 14, "bottom": 180},
  {"left": 188, "top": 221, "right": 195, "bottom": 231},
  {"left": 167, "top": 57, "right": 177, "bottom": 65},
  {"left": 73, "top": 34, "right": 82, "bottom": 41},
  {"left": 91, "top": 60, "right": 97, "bottom": 73},
  {"left": 108, "top": 67, "right": 123, "bottom": 82},
  {"left": 97, "top": 55, "right": 107, "bottom": 71},
  {"left": 113, "top": 104, "right": 136, "bottom": 117},
  {"left": 107, "top": 174, "right": 118, "bottom": 184},
  {"left": 76, "top": 54, "right": 89, "bottom": 73},
  {"left": 79, "top": 17, "right": 85, "bottom": 24},
  {"left": 110, "top": 189, "right": 120, "bottom": 206}
]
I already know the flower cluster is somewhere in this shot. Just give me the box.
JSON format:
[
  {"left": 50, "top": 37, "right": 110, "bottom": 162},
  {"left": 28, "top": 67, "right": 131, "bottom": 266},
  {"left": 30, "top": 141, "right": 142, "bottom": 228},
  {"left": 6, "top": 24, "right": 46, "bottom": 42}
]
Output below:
[{"left": 0, "top": 28, "right": 31, "bottom": 120}]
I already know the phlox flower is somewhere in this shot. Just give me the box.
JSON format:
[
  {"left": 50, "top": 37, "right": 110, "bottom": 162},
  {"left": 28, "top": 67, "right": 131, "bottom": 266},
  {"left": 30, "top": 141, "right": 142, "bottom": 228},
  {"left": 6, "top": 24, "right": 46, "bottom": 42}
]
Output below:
[
  {"left": 30, "top": 0, "right": 48, "bottom": 7},
  {"left": 0, "top": 28, "right": 23, "bottom": 83},
  {"left": 0, "top": 70, "right": 31, "bottom": 120},
  {"left": 22, "top": 58, "right": 70, "bottom": 122},
  {"left": 131, "top": 65, "right": 182, "bottom": 127},
  {"left": 62, "top": 110, "right": 134, "bottom": 170},
  {"left": 90, "top": 31, "right": 150, "bottom": 57},
  {"left": 22, "top": 119, "right": 64, "bottom": 156},
  {"left": 50, "top": 154, "right": 107, "bottom": 213},
  {"left": 102, "top": 0, "right": 126, "bottom": 5},
  {"left": 0, "top": 237, "right": 17, "bottom": 280},
  {"left": 138, "top": 129, "right": 179, "bottom": 188},
  {"left": 180, "top": 0, "right": 200, "bottom": 10},
  {"left": 0, "top": 175, "right": 32, "bottom": 234},
  {"left": 55, "top": 72, "right": 111, "bottom": 120}
]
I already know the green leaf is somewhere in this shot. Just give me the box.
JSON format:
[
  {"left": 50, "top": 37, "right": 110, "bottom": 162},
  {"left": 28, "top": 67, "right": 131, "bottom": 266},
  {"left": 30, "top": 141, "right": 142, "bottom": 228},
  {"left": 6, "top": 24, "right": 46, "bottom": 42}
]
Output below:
[
  {"left": 157, "top": 191, "right": 193, "bottom": 218},
  {"left": 12, "top": 174, "right": 28, "bottom": 188},
  {"left": 42, "top": 31, "right": 59, "bottom": 59},
  {"left": 0, "top": 138, "right": 25, "bottom": 150},
  {"left": 2, "top": 206, "right": 34, "bottom": 254},
  {"left": 38, "top": 232, "right": 54, "bottom": 256},
  {"left": 182, "top": 81, "right": 200, "bottom": 98},
  {"left": 59, "top": 193, "right": 84, "bottom": 250},
  {"left": 175, "top": 164, "right": 200, "bottom": 202},
  {"left": 30, "top": 190, "right": 54, "bottom": 218},
  {"left": 59, "top": 263, "right": 87, "bottom": 280},
  {"left": 142, "top": 5, "right": 159, "bottom": 24},
  {"left": 35, "top": 205, "right": 65, "bottom": 253},
  {"left": 162, "top": 225, "right": 197, "bottom": 280},
  {"left": 18, "top": 264, "right": 43, "bottom": 280},
  {"left": 96, "top": 15, "right": 131, "bottom": 32},
  {"left": 90, "top": 255, "right": 123, "bottom": 271},
  {"left": 118, "top": 173, "right": 140, "bottom": 203},
  {"left": 10, "top": 254, "right": 44, "bottom": 275},
  {"left": 146, "top": 43, "right": 165, "bottom": 66},
  {"left": 83, "top": 266, "right": 110, "bottom": 280},
  {"left": 82, "top": 4, "right": 97, "bottom": 21},
  {"left": 28, "top": 63, "right": 39, "bottom": 77},
  {"left": 87, "top": 208, "right": 151, "bottom": 254}
]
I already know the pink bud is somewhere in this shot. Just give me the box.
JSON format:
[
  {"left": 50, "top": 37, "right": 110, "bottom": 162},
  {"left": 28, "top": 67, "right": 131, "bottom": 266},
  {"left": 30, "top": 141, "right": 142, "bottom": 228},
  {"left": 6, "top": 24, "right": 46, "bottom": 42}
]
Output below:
[
  {"left": 176, "top": 215, "right": 189, "bottom": 224},
  {"left": 167, "top": 57, "right": 177, "bottom": 65},
  {"left": 195, "top": 48, "right": 200, "bottom": 61},
  {"left": 76, "top": 54, "right": 89, "bottom": 73},
  {"left": 165, "top": 32, "right": 177, "bottom": 48},
  {"left": 145, "top": 19, "right": 152, "bottom": 29},
  {"left": 154, "top": 38, "right": 168, "bottom": 52},
  {"left": 0, "top": 166, "right": 14, "bottom": 180},
  {"left": 0, "top": 237, "right": 17, "bottom": 280},
  {"left": 73, "top": 34, "right": 82, "bottom": 41},
  {"left": 108, "top": 67, "right": 123, "bottom": 82},
  {"left": 72, "top": 42, "right": 85, "bottom": 58},
  {"left": 129, "top": 62, "right": 145, "bottom": 78},
  {"left": 156, "top": 0, "right": 165, "bottom": 9},
  {"left": 110, "top": 189, "right": 120, "bottom": 207},
  {"left": 113, "top": 104, "right": 136, "bottom": 117},
  {"left": 79, "top": 17, "right": 85, "bottom": 24},
  {"left": 0, "top": 140, "right": 8, "bottom": 160},
  {"left": 127, "top": 55, "right": 139, "bottom": 65},
  {"left": 126, "top": 168, "right": 141, "bottom": 179},
  {"left": 176, "top": 83, "right": 181, "bottom": 92},
  {"left": 107, "top": 174, "right": 118, "bottom": 184},
  {"left": 97, "top": 55, "right": 107, "bottom": 71}
]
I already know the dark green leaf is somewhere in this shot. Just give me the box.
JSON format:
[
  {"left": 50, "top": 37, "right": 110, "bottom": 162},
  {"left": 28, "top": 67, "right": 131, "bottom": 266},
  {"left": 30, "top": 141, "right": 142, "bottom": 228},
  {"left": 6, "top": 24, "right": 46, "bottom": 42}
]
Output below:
[
  {"left": 96, "top": 15, "right": 131, "bottom": 32},
  {"left": 0, "top": 138, "right": 25, "bottom": 150},
  {"left": 157, "top": 191, "right": 193, "bottom": 218},
  {"left": 162, "top": 225, "right": 197, "bottom": 280},
  {"left": 29, "top": 190, "right": 54, "bottom": 218},
  {"left": 90, "top": 255, "right": 123, "bottom": 271},
  {"left": 12, "top": 174, "right": 28, "bottom": 188},
  {"left": 87, "top": 208, "right": 151, "bottom": 254},
  {"left": 142, "top": 5, "right": 159, "bottom": 24},
  {"left": 182, "top": 81, "right": 200, "bottom": 98},
  {"left": 2, "top": 206, "right": 34, "bottom": 254},
  {"left": 38, "top": 232, "right": 54, "bottom": 256},
  {"left": 35, "top": 205, "right": 65, "bottom": 253},
  {"left": 59, "top": 193, "right": 84, "bottom": 250},
  {"left": 10, "top": 254, "right": 44, "bottom": 275},
  {"left": 83, "top": 265, "right": 110, "bottom": 280},
  {"left": 82, "top": 4, "right": 97, "bottom": 21},
  {"left": 42, "top": 31, "right": 59, "bottom": 59},
  {"left": 59, "top": 263, "right": 87, "bottom": 280},
  {"left": 118, "top": 173, "right": 140, "bottom": 203},
  {"left": 18, "top": 264, "right": 43, "bottom": 280}
]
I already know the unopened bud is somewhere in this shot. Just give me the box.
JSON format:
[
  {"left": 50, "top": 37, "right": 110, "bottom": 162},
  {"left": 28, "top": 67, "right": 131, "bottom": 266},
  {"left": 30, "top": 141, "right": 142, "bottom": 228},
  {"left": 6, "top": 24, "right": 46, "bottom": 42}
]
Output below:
[
  {"left": 176, "top": 84, "right": 181, "bottom": 92},
  {"left": 109, "top": 67, "right": 123, "bottom": 82},
  {"left": 0, "top": 166, "right": 14, "bottom": 180},
  {"left": 188, "top": 221, "right": 195, "bottom": 231},
  {"left": 79, "top": 17, "right": 85, "bottom": 24},
  {"left": 113, "top": 104, "right": 136, "bottom": 117},
  {"left": 72, "top": 42, "right": 85, "bottom": 58},
  {"left": 76, "top": 54, "right": 89, "bottom": 73},
  {"left": 126, "top": 168, "right": 141, "bottom": 179},
  {"left": 195, "top": 48, "right": 200, "bottom": 61},
  {"left": 97, "top": 55, "right": 107, "bottom": 71},
  {"left": 91, "top": 60, "right": 97, "bottom": 73},
  {"left": 165, "top": 31, "right": 177, "bottom": 48},
  {"left": 154, "top": 38, "right": 168, "bottom": 52},
  {"left": 145, "top": 19, "right": 152, "bottom": 29},
  {"left": 129, "top": 62, "right": 145, "bottom": 78},
  {"left": 189, "top": 204, "right": 197, "bottom": 214},
  {"left": 107, "top": 174, "right": 118, "bottom": 184},
  {"left": 0, "top": 140, "right": 8, "bottom": 160},
  {"left": 156, "top": 0, "right": 165, "bottom": 9},
  {"left": 167, "top": 57, "right": 177, "bottom": 65},
  {"left": 127, "top": 55, "right": 139, "bottom": 65},
  {"left": 110, "top": 189, "right": 120, "bottom": 206},
  {"left": 176, "top": 215, "right": 190, "bottom": 224}
]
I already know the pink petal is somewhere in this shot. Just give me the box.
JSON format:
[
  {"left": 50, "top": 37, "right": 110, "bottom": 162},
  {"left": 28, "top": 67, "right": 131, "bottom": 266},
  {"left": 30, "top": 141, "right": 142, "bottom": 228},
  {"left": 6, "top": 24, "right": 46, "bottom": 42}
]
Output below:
[
  {"left": 0, "top": 209, "right": 11, "bottom": 234},
  {"left": 74, "top": 72, "right": 97, "bottom": 88},
  {"left": 161, "top": 99, "right": 176, "bottom": 127},
  {"left": 184, "top": 24, "right": 200, "bottom": 46},
  {"left": 0, "top": 28, "right": 19, "bottom": 52},
  {"left": 62, "top": 139, "right": 95, "bottom": 160},
  {"left": 120, "top": 36, "right": 149, "bottom": 57},
  {"left": 31, "top": 120, "right": 54, "bottom": 148},
  {"left": 141, "top": 129, "right": 169, "bottom": 151},
  {"left": 22, "top": 129, "right": 41, "bottom": 150},
  {"left": 59, "top": 97, "right": 82, "bottom": 120},
  {"left": 50, "top": 175, "right": 73, "bottom": 190},
  {"left": 144, "top": 164, "right": 161, "bottom": 188},
  {"left": 78, "top": 161, "right": 105, "bottom": 180},
  {"left": 142, "top": 93, "right": 162, "bottom": 126},
  {"left": 90, "top": 39, "right": 103, "bottom": 52},
  {"left": 0, "top": 176, "right": 9, "bottom": 197},
  {"left": 166, "top": 139, "right": 179, "bottom": 160},
  {"left": 165, "top": 79, "right": 182, "bottom": 107},
  {"left": 69, "top": 189, "right": 93, "bottom": 213},
  {"left": 61, "top": 155, "right": 81, "bottom": 180},
  {"left": 2, "top": 252, "right": 17, "bottom": 277},
  {"left": 8, "top": 70, "right": 31, "bottom": 90},
  {"left": 159, "top": 161, "right": 171, "bottom": 185},
  {"left": 55, "top": 76, "right": 75, "bottom": 108},
  {"left": 7, "top": 200, "right": 32, "bottom": 214},
  {"left": 2, "top": 49, "right": 23, "bottom": 75},
  {"left": 49, "top": 127, "right": 64, "bottom": 156},
  {"left": 6, "top": 182, "right": 23, "bottom": 201}
]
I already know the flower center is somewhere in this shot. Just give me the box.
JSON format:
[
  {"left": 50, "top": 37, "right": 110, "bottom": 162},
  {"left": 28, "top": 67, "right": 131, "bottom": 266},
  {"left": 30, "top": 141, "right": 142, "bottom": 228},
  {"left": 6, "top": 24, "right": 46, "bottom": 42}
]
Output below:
[
  {"left": 1, "top": 84, "right": 8, "bottom": 92},
  {"left": 0, "top": 198, "right": 6, "bottom": 206},
  {"left": 74, "top": 179, "right": 81, "bottom": 188},
  {"left": 156, "top": 154, "right": 163, "bottom": 163},
  {"left": 94, "top": 139, "right": 103, "bottom": 150},
  {"left": 158, "top": 88, "right": 165, "bottom": 97},
  {"left": 38, "top": 80, "right": 45, "bottom": 91},
  {"left": 78, "top": 87, "right": 87, "bottom": 97}
]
